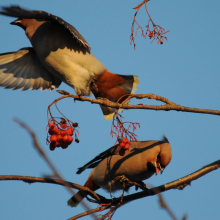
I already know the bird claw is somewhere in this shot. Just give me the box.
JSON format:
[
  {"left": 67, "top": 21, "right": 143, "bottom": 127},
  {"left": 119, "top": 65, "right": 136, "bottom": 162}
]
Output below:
[
  {"left": 113, "top": 175, "right": 148, "bottom": 191},
  {"left": 113, "top": 175, "right": 130, "bottom": 184},
  {"left": 135, "top": 181, "right": 148, "bottom": 191}
]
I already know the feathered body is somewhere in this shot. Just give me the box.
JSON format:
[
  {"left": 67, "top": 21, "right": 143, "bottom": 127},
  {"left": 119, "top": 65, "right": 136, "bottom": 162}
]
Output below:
[
  {"left": 0, "top": 6, "right": 138, "bottom": 119},
  {"left": 68, "top": 136, "right": 172, "bottom": 207}
]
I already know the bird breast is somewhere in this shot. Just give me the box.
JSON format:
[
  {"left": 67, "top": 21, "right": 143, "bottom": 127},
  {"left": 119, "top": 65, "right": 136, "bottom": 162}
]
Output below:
[
  {"left": 92, "top": 153, "right": 155, "bottom": 192},
  {"left": 28, "top": 20, "right": 106, "bottom": 95}
]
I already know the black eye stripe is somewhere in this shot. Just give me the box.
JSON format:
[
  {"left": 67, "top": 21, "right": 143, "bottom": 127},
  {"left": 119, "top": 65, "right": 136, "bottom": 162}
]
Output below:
[
  {"left": 156, "top": 152, "right": 161, "bottom": 163},
  {"left": 147, "top": 162, "right": 156, "bottom": 172}
]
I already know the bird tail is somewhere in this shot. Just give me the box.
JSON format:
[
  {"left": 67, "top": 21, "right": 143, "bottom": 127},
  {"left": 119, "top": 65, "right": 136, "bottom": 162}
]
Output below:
[
  {"left": 67, "top": 191, "right": 84, "bottom": 207},
  {"left": 67, "top": 169, "right": 100, "bottom": 208},
  {"left": 91, "top": 70, "right": 139, "bottom": 120}
]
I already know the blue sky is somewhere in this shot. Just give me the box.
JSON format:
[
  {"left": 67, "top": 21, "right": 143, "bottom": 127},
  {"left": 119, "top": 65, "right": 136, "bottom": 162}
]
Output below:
[{"left": 0, "top": 1, "right": 220, "bottom": 219}]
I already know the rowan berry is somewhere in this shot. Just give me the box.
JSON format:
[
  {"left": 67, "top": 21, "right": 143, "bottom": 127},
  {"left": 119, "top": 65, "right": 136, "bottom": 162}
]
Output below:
[
  {"left": 50, "top": 135, "right": 57, "bottom": 143},
  {"left": 67, "top": 135, "right": 73, "bottom": 144},
  {"left": 61, "top": 143, "right": 68, "bottom": 149},
  {"left": 148, "top": 31, "right": 153, "bottom": 38},
  {"left": 119, "top": 142, "right": 125, "bottom": 148},
  {"left": 48, "top": 126, "right": 56, "bottom": 135},
  {"left": 75, "top": 138, "right": 79, "bottom": 143},
  {"left": 119, "top": 148, "right": 126, "bottom": 156},
  {"left": 60, "top": 130, "right": 67, "bottom": 136},
  {"left": 122, "top": 138, "right": 129, "bottom": 144},
  {"left": 72, "top": 123, "right": 78, "bottom": 127},
  {"left": 124, "top": 143, "right": 130, "bottom": 150},
  {"left": 57, "top": 134, "right": 63, "bottom": 142},
  {"left": 50, "top": 143, "right": 56, "bottom": 151},
  {"left": 54, "top": 141, "right": 61, "bottom": 148},
  {"left": 49, "top": 122, "right": 55, "bottom": 128},
  {"left": 60, "top": 123, "right": 67, "bottom": 129},
  {"left": 66, "top": 127, "right": 73, "bottom": 136},
  {"left": 62, "top": 135, "right": 69, "bottom": 144}
]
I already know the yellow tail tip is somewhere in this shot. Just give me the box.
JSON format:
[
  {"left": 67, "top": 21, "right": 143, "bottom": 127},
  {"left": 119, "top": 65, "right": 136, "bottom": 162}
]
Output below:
[
  {"left": 131, "top": 75, "right": 139, "bottom": 94},
  {"left": 104, "top": 113, "right": 114, "bottom": 120}
]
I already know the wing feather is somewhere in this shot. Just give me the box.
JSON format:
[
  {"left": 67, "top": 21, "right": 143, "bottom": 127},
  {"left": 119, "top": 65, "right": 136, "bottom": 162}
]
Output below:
[{"left": 0, "top": 47, "right": 61, "bottom": 90}]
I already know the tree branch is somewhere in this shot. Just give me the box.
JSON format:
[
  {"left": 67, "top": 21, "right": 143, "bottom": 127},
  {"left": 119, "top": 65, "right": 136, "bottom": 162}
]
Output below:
[
  {"left": 0, "top": 175, "right": 103, "bottom": 202},
  {"left": 117, "top": 159, "right": 220, "bottom": 204},
  {"left": 55, "top": 91, "right": 220, "bottom": 116},
  {"left": 68, "top": 206, "right": 109, "bottom": 220},
  {"left": 1, "top": 159, "right": 219, "bottom": 219}
]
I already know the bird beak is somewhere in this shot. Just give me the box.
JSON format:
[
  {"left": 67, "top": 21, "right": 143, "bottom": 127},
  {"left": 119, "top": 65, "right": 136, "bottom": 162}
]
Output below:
[
  {"left": 156, "top": 162, "right": 160, "bottom": 175},
  {"left": 160, "top": 167, "right": 165, "bottom": 174},
  {"left": 156, "top": 163, "right": 165, "bottom": 175},
  {"left": 10, "top": 19, "right": 20, "bottom": 25}
]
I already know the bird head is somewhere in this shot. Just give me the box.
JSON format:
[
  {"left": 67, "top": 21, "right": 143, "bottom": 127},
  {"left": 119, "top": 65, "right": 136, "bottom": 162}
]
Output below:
[
  {"left": 157, "top": 141, "right": 172, "bottom": 174},
  {"left": 10, "top": 19, "right": 26, "bottom": 30},
  {"left": 147, "top": 141, "right": 172, "bottom": 175}
]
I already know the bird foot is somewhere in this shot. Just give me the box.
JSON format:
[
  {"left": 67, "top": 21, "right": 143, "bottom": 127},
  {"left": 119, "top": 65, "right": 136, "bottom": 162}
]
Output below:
[
  {"left": 113, "top": 175, "right": 148, "bottom": 191},
  {"left": 134, "top": 181, "right": 148, "bottom": 191}
]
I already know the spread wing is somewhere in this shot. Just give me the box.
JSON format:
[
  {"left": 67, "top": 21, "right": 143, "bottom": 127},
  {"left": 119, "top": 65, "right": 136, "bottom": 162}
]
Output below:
[
  {"left": 0, "top": 47, "right": 61, "bottom": 90},
  {"left": 0, "top": 6, "right": 91, "bottom": 50}
]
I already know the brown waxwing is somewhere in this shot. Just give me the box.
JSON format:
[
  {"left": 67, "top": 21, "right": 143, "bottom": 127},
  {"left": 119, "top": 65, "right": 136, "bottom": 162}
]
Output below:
[
  {"left": 0, "top": 6, "right": 138, "bottom": 120},
  {"left": 68, "top": 136, "right": 172, "bottom": 207}
]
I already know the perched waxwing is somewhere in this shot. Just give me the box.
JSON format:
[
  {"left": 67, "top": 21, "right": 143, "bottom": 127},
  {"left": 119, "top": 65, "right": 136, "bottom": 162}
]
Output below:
[
  {"left": 0, "top": 6, "right": 138, "bottom": 120},
  {"left": 68, "top": 136, "right": 172, "bottom": 207}
]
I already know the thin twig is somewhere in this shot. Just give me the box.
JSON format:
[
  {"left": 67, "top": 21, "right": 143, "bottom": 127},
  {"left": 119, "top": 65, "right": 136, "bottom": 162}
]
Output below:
[
  {"left": 0, "top": 175, "right": 102, "bottom": 202},
  {"left": 146, "top": 183, "right": 179, "bottom": 220},
  {"left": 68, "top": 205, "right": 109, "bottom": 220}
]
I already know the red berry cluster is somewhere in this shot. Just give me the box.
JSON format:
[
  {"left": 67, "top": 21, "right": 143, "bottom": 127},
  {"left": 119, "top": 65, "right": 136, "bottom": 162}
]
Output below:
[
  {"left": 47, "top": 119, "right": 79, "bottom": 151},
  {"left": 118, "top": 138, "right": 130, "bottom": 156}
]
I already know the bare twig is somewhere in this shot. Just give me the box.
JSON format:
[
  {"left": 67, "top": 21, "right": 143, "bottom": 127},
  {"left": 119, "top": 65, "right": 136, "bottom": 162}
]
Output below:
[
  {"left": 130, "top": 0, "right": 169, "bottom": 48},
  {"left": 68, "top": 205, "right": 109, "bottom": 220},
  {"left": 55, "top": 91, "right": 220, "bottom": 116},
  {"left": 0, "top": 175, "right": 102, "bottom": 202},
  {"left": 146, "top": 183, "right": 179, "bottom": 220},
  {"left": 158, "top": 193, "right": 178, "bottom": 220}
]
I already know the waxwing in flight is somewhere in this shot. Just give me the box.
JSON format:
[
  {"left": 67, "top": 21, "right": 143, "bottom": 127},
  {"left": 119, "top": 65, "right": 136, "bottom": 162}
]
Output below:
[
  {"left": 0, "top": 6, "right": 138, "bottom": 119},
  {"left": 68, "top": 136, "right": 172, "bottom": 207}
]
